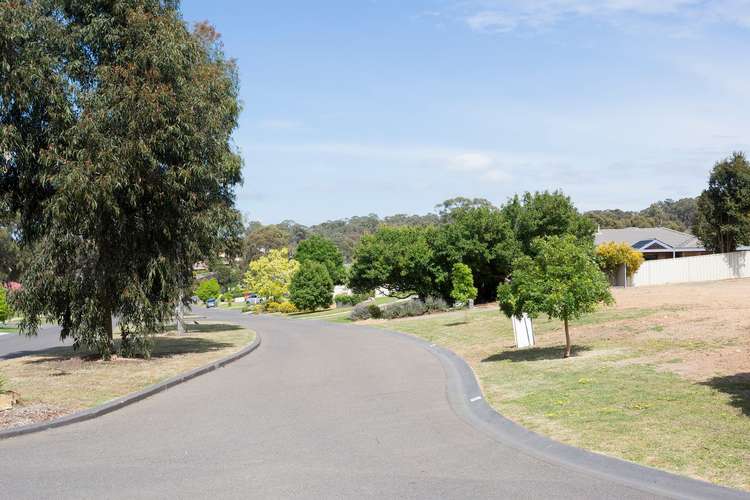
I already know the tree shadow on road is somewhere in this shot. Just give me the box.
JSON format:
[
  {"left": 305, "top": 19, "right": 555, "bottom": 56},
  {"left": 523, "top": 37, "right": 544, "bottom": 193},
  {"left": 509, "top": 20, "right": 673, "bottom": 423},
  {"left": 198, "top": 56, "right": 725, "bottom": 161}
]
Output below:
[
  {"left": 702, "top": 373, "right": 750, "bottom": 416},
  {"left": 7, "top": 326, "right": 239, "bottom": 363},
  {"left": 482, "top": 345, "right": 591, "bottom": 363}
]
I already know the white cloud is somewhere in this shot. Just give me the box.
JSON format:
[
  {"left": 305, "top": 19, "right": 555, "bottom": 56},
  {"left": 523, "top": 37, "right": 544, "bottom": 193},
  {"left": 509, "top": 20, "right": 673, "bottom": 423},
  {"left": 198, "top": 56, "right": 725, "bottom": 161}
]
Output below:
[
  {"left": 460, "top": 0, "right": 750, "bottom": 33},
  {"left": 447, "top": 152, "right": 494, "bottom": 171}
]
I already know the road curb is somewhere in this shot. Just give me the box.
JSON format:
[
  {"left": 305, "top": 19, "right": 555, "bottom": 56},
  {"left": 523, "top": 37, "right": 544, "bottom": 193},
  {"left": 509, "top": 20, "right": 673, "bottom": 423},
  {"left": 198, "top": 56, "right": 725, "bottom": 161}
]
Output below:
[
  {"left": 358, "top": 324, "right": 749, "bottom": 500},
  {"left": 0, "top": 331, "right": 261, "bottom": 441}
]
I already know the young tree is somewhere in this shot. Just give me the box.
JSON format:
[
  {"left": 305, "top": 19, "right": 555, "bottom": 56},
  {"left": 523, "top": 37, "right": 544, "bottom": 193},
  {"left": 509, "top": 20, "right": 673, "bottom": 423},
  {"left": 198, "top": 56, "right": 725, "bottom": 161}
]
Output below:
[
  {"left": 289, "top": 262, "right": 334, "bottom": 312},
  {"left": 295, "top": 235, "right": 346, "bottom": 285},
  {"left": 498, "top": 235, "right": 613, "bottom": 358},
  {"left": 244, "top": 248, "right": 299, "bottom": 302},
  {"left": 1, "top": 3, "right": 242, "bottom": 357},
  {"left": 595, "top": 242, "right": 645, "bottom": 280},
  {"left": 693, "top": 152, "right": 750, "bottom": 253},
  {"left": 450, "top": 263, "right": 477, "bottom": 307},
  {"left": 195, "top": 279, "right": 221, "bottom": 304}
]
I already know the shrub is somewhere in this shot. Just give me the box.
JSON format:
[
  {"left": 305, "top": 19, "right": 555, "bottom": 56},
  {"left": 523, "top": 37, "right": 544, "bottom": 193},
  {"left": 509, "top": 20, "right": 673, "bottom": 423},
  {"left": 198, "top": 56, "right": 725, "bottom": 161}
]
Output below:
[
  {"left": 263, "top": 301, "right": 298, "bottom": 314},
  {"left": 381, "top": 299, "right": 427, "bottom": 319},
  {"left": 350, "top": 302, "right": 373, "bottom": 321},
  {"left": 275, "top": 302, "right": 298, "bottom": 314},
  {"left": 335, "top": 291, "right": 374, "bottom": 307},
  {"left": 596, "top": 242, "right": 645, "bottom": 278},
  {"left": 289, "top": 261, "right": 334, "bottom": 311},
  {"left": 368, "top": 303, "right": 382, "bottom": 319},
  {"left": 424, "top": 296, "right": 449, "bottom": 313}
]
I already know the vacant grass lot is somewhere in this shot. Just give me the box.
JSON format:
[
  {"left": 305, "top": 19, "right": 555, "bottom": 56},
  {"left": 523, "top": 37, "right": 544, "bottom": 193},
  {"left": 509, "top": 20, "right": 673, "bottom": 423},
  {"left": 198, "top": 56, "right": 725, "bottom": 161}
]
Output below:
[
  {"left": 0, "top": 322, "right": 254, "bottom": 430},
  {"left": 366, "top": 279, "right": 750, "bottom": 491}
]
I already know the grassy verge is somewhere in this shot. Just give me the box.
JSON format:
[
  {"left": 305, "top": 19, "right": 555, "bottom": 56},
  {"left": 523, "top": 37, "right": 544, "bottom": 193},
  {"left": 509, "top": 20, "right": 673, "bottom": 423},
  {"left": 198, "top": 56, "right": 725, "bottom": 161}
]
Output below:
[
  {"left": 0, "top": 326, "right": 18, "bottom": 334},
  {"left": 0, "top": 322, "right": 254, "bottom": 429},
  {"left": 367, "top": 305, "right": 750, "bottom": 491}
]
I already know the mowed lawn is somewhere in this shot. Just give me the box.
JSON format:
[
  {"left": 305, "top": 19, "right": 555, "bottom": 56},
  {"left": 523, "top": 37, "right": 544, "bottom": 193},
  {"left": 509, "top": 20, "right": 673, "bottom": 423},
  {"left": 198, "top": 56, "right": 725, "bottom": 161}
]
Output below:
[
  {"left": 364, "top": 279, "right": 750, "bottom": 491},
  {"left": 0, "top": 322, "right": 254, "bottom": 430}
]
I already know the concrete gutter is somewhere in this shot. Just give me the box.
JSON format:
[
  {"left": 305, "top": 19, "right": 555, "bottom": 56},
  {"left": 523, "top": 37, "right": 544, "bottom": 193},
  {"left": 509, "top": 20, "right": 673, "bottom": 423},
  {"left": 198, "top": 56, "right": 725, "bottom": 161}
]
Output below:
[
  {"left": 0, "top": 332, "right": 261, "bottom": 441},
  {"left": 364, "top": 325, "right": 749, "bottom": 500}
]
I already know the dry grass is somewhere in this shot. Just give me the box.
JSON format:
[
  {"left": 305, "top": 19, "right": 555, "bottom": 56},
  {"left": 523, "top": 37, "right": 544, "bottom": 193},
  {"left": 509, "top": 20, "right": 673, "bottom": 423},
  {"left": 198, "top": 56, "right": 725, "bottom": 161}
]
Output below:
[
  {"left": 0, "top": 322, "right": 254, "bottom": 430},
  {"left": 366, "top": 279, "right": 750, "bottom": 491}
]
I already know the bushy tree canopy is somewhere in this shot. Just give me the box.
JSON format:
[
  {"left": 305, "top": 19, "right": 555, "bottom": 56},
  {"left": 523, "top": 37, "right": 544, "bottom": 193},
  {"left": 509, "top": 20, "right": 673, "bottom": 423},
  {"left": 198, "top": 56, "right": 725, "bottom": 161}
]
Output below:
[
  {"left": 693, "top": 152, "right": 750, "bottom": 253},
  {"left": 244, "top": 248, "right": 299, "bottom": 302},
  {"left": 195, "top": 279, "right": 221, "bottom": 303},
  {"left": 502, "top": 191, "right": 595, "bottom": 256},
  {"left": 1, "top": 2, "right": 243, "bottom": 357},
  {"left": 289, "top": 261, "right": 334, "bottom": 311},
  {"left": 498, "top": 235, "right": 613, "bottom": 358},
  {"left": 596, "top": 242, "right": 644, "bottom": 278},
  {"left": 432, "top": 205, "right": 518, "bottom": 301},
  {"left": 349, "top": 226, "right": 443, "bottom": 299},
  {"left": 295, "top": 235, "right": 346, "bottom": 285}
]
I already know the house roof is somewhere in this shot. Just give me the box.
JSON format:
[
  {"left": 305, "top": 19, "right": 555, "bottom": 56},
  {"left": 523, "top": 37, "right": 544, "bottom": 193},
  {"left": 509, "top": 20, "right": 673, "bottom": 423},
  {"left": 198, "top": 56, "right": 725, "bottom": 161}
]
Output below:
[{"left": 594, "top": 227, "right": 703, "bottom": 251}]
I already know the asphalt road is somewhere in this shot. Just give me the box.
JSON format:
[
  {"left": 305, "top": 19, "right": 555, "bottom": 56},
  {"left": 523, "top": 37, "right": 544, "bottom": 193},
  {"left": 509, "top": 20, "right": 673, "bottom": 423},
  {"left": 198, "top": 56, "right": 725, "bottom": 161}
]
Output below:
[
  {"left": 0, "top": 324, "right": 67, "bottom": 359},
  {"left": 0, "top": 309, "right": 741, "bottom": 499}
]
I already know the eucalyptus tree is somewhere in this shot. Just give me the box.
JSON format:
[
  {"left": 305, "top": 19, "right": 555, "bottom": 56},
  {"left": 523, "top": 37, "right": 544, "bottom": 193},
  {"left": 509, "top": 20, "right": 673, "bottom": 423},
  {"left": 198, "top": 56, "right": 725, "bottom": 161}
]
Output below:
[{"left": 1, "top": 1, "right": 242, "bottom": 357}]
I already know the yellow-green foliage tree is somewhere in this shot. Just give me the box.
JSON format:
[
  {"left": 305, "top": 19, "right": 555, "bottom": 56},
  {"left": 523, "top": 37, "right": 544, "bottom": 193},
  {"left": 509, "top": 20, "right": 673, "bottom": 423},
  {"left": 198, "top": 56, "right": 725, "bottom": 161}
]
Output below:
[
  {"left": 244, "top": 248, "right": 299, "bottom": 302},
  {"left": 595, "top": 242, "right": 644, "bottom": 278}
]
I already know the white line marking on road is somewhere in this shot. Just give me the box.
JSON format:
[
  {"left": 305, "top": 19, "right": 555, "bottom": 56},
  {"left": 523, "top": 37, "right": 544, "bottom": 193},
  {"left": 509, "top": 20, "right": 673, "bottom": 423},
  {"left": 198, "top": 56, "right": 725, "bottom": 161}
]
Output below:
[{"left": 470, "top": 396, "right": 482, "bottom": 402}]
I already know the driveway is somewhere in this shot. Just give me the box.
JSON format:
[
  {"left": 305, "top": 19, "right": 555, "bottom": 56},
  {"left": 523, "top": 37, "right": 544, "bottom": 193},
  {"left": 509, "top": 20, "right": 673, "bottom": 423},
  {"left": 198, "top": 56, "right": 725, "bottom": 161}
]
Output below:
[{"left": 0, "top": 309, "right": 743, "bottom": 499}]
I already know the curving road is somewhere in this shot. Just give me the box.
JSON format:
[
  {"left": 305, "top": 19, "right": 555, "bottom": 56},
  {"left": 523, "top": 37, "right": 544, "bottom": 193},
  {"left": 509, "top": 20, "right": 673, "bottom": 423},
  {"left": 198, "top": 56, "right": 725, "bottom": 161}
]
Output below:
[{"left": 0, "top": 309, "right": 745, "bottom": 499}]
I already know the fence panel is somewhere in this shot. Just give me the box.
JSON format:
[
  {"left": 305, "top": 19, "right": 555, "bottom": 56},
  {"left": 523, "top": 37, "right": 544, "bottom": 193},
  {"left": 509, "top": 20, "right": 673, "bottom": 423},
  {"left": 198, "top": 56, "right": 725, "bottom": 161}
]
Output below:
[{"left": 632, "top": 251, "right": 750, "bottom": 286}]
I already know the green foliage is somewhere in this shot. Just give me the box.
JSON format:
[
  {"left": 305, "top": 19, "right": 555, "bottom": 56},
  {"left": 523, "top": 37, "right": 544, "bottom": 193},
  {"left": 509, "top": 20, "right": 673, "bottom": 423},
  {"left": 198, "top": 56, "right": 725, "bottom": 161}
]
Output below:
[
  {"left": 334, "top": 292, "right": 372, "bottom": 306},
  {"left": 208, "top": 256, "right": 242, "bottom": 289},
  {"left": 502, "top": 191, "right": 595, "bottom": 256},
  {"left": 368, "top": 303, "right": 383, "bottom": 319},
  {"left": 195, "top": 279, "right": 221, "bottom": 303},
  {"left": 0, "top": 225, "right": 22, "bottom": 282},
  {"left": 0, "top": 287, "right": 11, "bottom": 323},
  {"left": 498, "top": 235, "right": 613, "bottom": 357},
  {"left": 450, "top": 263, "right": 478, "bottom": 305},
  {"left": 1, "top": 4, "right": 243, "bottom": 358},
  {"left": 295, "top": 235, "right": 346, "bottom": 285},
  {"left": 264, "top": 301, "right": 298, "bottom": 314},
  {"left": 693, "top": 152, "right": 750, "bottom": 253},
  {"left": 431, "top": 205, "right": 518, "bottom": 301},
  {"left": 595, "top": 242, "right": 645, "bottom": 278},
  {"left": 349, "top": 226, "right": 444, "bottom": 300},
  {"left": 244, "top": 248, "right": 300, "bottom": 302},
  {"left": 289, "top": 261, "right": 334, "bottom": 312}
]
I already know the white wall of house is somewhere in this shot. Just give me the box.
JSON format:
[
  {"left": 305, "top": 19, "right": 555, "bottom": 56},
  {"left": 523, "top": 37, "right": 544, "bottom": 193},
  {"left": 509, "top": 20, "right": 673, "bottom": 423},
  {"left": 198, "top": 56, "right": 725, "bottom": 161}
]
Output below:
[{"left": 632, "top": 251, "right": 750, "bottom": 286}]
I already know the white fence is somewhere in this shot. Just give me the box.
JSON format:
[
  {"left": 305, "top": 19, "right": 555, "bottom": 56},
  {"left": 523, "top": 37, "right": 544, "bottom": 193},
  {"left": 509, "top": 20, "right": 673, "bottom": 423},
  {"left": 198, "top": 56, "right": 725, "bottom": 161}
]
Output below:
[{"left": 632, "top": 251, "right": 750, "bottom": 287}]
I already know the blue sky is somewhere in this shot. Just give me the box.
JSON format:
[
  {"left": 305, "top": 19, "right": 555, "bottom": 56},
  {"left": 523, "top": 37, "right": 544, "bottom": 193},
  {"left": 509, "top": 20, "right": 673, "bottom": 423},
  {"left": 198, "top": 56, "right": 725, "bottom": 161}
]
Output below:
[{"left": 181, "top": 0, "right": 750, "bottom": 225}]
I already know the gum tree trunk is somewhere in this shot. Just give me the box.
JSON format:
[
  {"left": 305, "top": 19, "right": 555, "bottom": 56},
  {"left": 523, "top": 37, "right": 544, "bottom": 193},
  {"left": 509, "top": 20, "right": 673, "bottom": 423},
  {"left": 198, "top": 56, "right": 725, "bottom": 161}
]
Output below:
[{"left": 563, "top": 317, "right": 571, "bottom": 358}]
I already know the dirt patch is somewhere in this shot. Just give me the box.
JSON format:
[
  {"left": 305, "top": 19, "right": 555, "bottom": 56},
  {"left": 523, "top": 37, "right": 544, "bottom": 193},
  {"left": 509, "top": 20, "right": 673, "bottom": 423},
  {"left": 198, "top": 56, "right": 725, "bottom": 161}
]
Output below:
[
  {"left": 0, "top": 403, "right": 70, "bottom": 430},
  {"left": 583, "top": 280, "right": 750, "bottom": 381}
]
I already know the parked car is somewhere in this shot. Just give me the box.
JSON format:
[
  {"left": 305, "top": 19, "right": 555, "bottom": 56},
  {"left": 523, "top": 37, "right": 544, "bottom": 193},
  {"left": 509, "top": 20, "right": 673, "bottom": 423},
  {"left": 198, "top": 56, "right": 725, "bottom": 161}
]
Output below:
[
  {"left": 245, "top": 293, "right": 261, "bottom": 305},
  {"left": 206, "top": 298, "right": 217, "bottom": 308}
]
